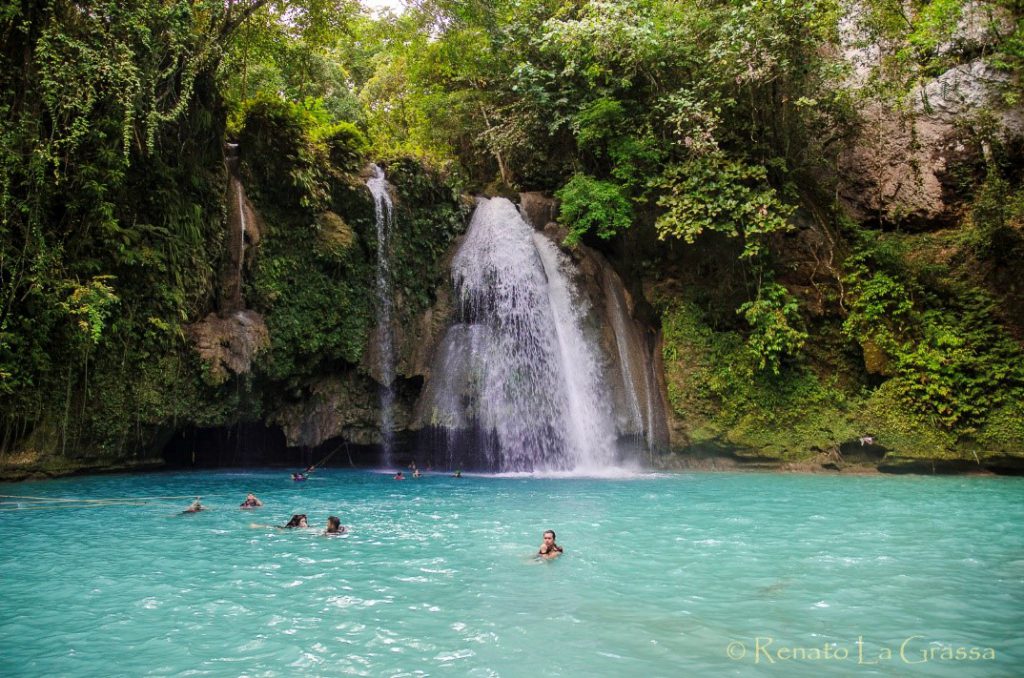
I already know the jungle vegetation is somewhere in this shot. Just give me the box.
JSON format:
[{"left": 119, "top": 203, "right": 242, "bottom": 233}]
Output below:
[{"left": 1, "top": 0, "right": 1022, "bottom": 472}]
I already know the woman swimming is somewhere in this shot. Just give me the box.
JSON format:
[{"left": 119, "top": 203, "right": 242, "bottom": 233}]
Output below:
[
  {"left": 281, "top": 514, "right": 308, "bottom": 528},
  {"left": 537, "top": 529, "right": 563, "bottom": 558},
  {"left": 181, "top": 498, "right": 205, "bottom": 514},
  {"left": 239, "top": 493, "right": 263, "bottom": 508}
]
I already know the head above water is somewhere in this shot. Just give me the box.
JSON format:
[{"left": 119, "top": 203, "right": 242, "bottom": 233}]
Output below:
[
  {"left": 543, "top": 530, "right": 556, "bottom": 542},
  {"left": 326, "top": 516, "right": 341, "bottom": 532},
  {"left": 285, "top": 514, "right": 308, "bottom": 528}
]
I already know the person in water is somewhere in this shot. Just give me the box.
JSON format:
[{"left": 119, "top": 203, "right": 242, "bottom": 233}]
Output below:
[
  {"left": 282, "top": 514, "right": 308, "bottom": 528},
  {"left": 412, "top": 468, "right": 421, "bottom": 479},
  {"left": 292, "top": 472, "right": 306, "bottom": 481},
  {"left": 393, "top": 471, "right": 405, "bottom": 480},
  {"left": 239, "top": 492, "right": 263, "bottom": 508},
  {"left": 325, "top": 516, "right": 347, "bottom": 535},
  {"left": 537, "top": 529, "right": 563, "bottom": 558},
  {"left": 182, "top": 497, "right": 205, "bottom": 513},
  {"left": 452, "top": 469, "right": 462, "bottom": 478}
]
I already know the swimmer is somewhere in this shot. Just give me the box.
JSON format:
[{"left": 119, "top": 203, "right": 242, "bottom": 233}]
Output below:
[
  {"left": 291, "top": 472, "right": 307, "bottom": 481},
  {"left": 412, "top": 468, "right": 421, "bottom": 479},
  {"left": 281, "top": 514, "right": 309, "bottom": 528},
  {"left": 393, "top": 472, "right": 405, "bottom": 480},
  {"left": 239, "top": 492, "right": 263, "bottom": 508},
  {"left": 537, "top": 529, "right": 563, "bottom": 558},
  {"left": 452, "top": 469, "right": 462, "bottom": 478},
  {"left": 181, "top": 497, "right": 205, "bottom": 514},
  {"left": 325, "top": 516, "right": 348, "bottom": 535}
]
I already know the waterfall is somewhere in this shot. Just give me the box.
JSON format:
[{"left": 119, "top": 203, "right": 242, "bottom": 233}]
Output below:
[
  {"left": 421, "top": 197, "right": 618, "bottom": 472},
  {"left": 603, "top": 270, "right": 667, "bottom": 458},
  {"left": 366, "top": 165, "right": 396, "bottom": 466},
  {"left": 605, "top": 274, "right": 645, "bottom": 436},
  {"left": 222, "top": 142, "right": 252, "bottom": 312},
  {"left": 236, "top": 178, "right": 247, "bottom": 277}
]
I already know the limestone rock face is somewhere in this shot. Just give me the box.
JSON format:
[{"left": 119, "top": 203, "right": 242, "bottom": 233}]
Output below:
[
  {"left": 836, "top": 4, "right": 1021, "bottom": 227},
  {"left": 188, "top": 310, "right": 270, "bottom": 386}
]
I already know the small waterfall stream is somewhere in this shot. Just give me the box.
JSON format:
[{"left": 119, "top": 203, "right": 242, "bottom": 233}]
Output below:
[
  {"left": 236, "top": 177, "right": 247, "bottom": 277},
  {"left": 366, "top": 165, "right": 396, "bottom": 466},
  {"left": 421, "top": 197, "right": 618, "bottom": 472},
  {"left": 222, "top": 142, "right": 256, "bottom": 312}
]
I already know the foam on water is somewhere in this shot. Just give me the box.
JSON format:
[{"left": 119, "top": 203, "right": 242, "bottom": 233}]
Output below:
[{"left": 1, "top": 470, "right": 1022, "bottom": 676}]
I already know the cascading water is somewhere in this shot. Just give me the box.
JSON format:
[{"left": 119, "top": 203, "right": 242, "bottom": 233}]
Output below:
[
  {"left": 603, "top": 270, "right": 667, "bottom": 459},
  {"left": 366, "top": 165, "right": 396, "bottom": 466},
  {"left": 236, "top": 177, "right": 247, "bottom": 277},
  {"left": 605, "top": 276, "right": 645, "bottom": 436},
  {"left": 421, "top": 197, "right": 618, "bottom": 472}
]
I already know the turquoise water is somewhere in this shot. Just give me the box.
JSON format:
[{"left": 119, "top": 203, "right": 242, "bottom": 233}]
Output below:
[{"left": 1, "top": 470, "right": 1022, "bottom": 676}]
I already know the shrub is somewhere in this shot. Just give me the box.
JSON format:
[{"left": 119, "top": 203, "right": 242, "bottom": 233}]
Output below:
[{"left": 555, "top": 173, "right": 632, "bottom": 247}]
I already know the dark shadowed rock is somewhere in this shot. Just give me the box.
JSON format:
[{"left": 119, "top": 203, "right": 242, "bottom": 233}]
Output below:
[
  {"left": 519, "top": 191, "right": 559, "bottom": 230},
  {"left": 271, "top": 371, "right": 411, "bottom": 447}
]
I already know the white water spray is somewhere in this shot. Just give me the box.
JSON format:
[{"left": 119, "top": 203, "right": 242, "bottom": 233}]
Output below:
[{"left": 423, "top": 197, "right": 618, "bottom": 472}]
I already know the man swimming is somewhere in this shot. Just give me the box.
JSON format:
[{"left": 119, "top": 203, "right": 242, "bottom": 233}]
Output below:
[
  {"left": 537, "top": 529, "right": 563, "bottom": 558},
  {"left": 325, "top": 516, "right": 347, "bottom": 535}
]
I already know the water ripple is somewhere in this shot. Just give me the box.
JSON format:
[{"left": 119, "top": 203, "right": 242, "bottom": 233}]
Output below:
[{"left": 0, "top": 470, "right": 1020, "bottom": 676}]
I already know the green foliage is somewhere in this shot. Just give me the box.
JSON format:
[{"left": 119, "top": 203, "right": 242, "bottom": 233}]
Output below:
[
  {"left": 236, "top": 94, "right": 368, "bottom": 211},
  {"left": 843, "top": 237, "right": 1024, "bottom": 432},
  {"left": 554, "top": 174, "right": 633, "bottom": 247},
  {"left": 251, "top": 252, "right": 372, "bottom": 381},
  {"left": 318, "top": 122, "right": 370, "bottom": 175},
  {"left": 4, "top": 0, "right": 1024, "bottom": 469},
  {"left": 61, "top": 276, "right": 120, "bottom": 346},
  {"left": 737, "top": 283, "right": 808, "bottom": 375},
  {"left": 966, "top": 170, "right": 1024, "bottom": 261},
  {"left": 654, "top": 154, "right": 796, "bottom": 259},
  {"left": 975, "top": 400, "right": 1024, "bottom": 453},
  {"left": 573, "top": 97, "right": 626, "bottom": 151},
  {"left": 862, "top": 380, "right": 959, "bottom": 457},
  {"left": 385, "top": 156, "right": 471, "bottom": 320}
]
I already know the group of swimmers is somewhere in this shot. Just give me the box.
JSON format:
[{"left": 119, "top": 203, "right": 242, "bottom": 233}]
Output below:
[
  {"left": 182, "top": 491, "right": 562, "bottom": 557},
  {"left": 180, "top": 494, "right": 347, "bottom": 536},
  {"left": 393, "top": 468, "right": 462, "bottom": 480},
  {"left": 278, "top": 512, "right": 347, "bottom": 535}
]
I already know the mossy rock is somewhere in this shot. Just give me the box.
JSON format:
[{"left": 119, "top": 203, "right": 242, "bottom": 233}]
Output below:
[{"left": 317, "top": 211, "right": 356, "bottom": 252}]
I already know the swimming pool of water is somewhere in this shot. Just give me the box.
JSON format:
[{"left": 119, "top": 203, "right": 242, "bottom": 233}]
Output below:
[{"left": 1, "top": 470, "right": 1021, "bottom": 676}]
